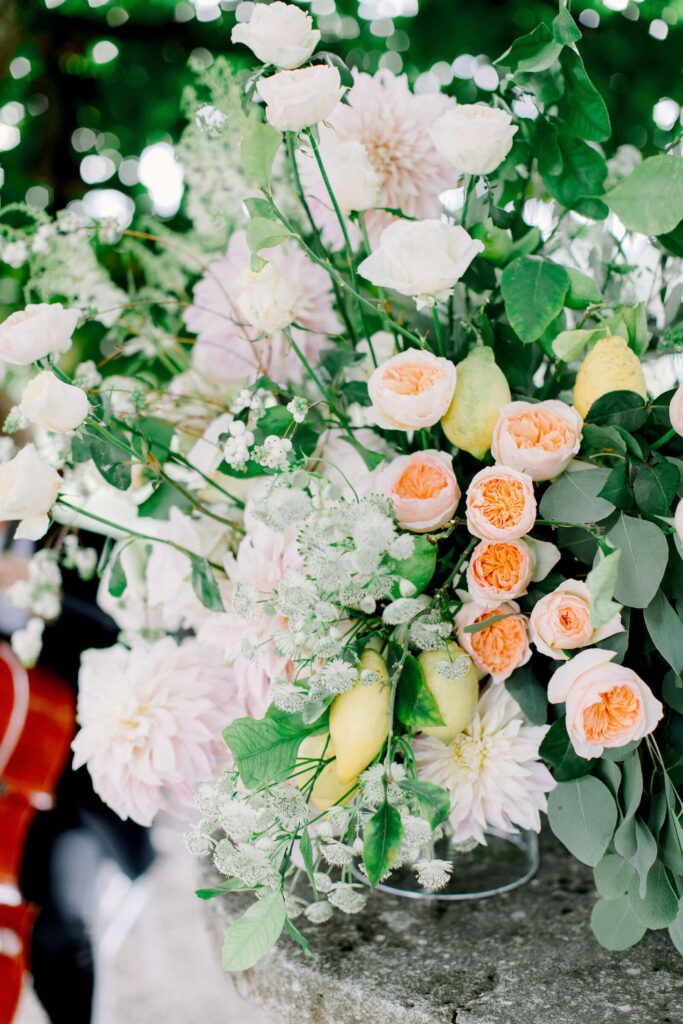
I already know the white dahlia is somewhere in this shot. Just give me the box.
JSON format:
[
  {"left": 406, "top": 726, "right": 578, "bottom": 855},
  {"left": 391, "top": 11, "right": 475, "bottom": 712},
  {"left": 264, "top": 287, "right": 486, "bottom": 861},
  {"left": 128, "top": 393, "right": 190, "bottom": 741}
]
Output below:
[
  {"left": 183, "top": 230, "right": 340, "bottom": 387},
  {"left": 298, "top": 70, "right": 459, "bottom": 248},
  {"left": 72, "top": 638, "right": 255, "bottom": 826},
  {"left": 412, "top": 685, "right": 555, "bottom": 846}
]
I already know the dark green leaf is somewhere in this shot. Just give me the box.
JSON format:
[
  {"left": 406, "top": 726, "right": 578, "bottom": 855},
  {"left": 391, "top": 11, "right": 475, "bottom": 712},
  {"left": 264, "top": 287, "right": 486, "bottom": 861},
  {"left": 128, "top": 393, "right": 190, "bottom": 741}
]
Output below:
[
  {"left": 223, "top": 709, "right": 322, "bottom": 789},
  {"left": 585, "top": 390, "right": 648, "bottom": 431},
  {"left": 634, "top": 462, "right": 679, "bottom": 517},
  {"left": 560, "top": 48, "right": 611, "bottom": 142},
  {"left": 496, "top": 23, "right": 562, "bottom": 74},
  {"left": 395, "top": 653, "right": 445, "bottom": 729},
  {"left": 643, "top": 590, "right": 683, "bottom": 674},
  {"left": 363, "top": 800, "right": 404, "bottom": 888},
  {"left": 398, "top": 778, "right": 450, "bottom": 828},
  {"left": 107, "top": 548, "right": 128, "bottom": 597},
  {"left": 388, "top": 535, "right": 437, "bottom": 598},
  {"left": 553, "top": 1, "right": 581, "bottom": 44},
  {"left": 540, "top": 717, "right": 594, "bottom": 781},
  {"left": 501, "top": 257, "right": 569, "bottom": 344},
  {"left": 565, "top": 267, "right": 603, "bottom": 308},
  {"left": 598, "top": 463, "right": 633, "bottom": 509},
  {"left": 541, "top": 136, "right": 608, "bottom": 220},
  {"left": 505, "top": 665, "right": 547, "bottom": 725}
]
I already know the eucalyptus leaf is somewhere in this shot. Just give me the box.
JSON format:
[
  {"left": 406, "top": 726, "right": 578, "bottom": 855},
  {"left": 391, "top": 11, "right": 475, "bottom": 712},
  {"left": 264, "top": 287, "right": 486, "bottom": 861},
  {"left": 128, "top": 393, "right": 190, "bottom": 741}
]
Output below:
[
  {"left": 594, "top": 854, "right": 636, "bottom": 900},
  {"left": 505, "top": 665, "right": 547, "bottom": 725},
  {"left": 540, "top": 717, "right": 594, "bottom": 781},
  {"left": 548, "top": 776, "right": 618, "bottom": 866},
  {"left": 591, "top": 895, "right": 647, "bottom": 951},
  {"left": 628, "top": 860, "right": 679, "bottom": 929},
  {"left": 586, "top": 550, "right": 622, "bottom": 629},
  {"left": 539, "top": 466, "right": 615, "bottom": 525},
  {"left": 643, "top": 590, "right": 683, "bottom": 674},
  {"left": 606, "top": 513, "right": 669, "bottom": 608}
]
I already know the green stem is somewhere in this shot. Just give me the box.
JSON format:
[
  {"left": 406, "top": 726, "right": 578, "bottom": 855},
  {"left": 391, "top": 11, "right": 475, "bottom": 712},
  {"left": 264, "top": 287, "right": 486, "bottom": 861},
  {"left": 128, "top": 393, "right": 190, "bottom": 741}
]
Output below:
[
  {"left": 305, "top": 128, "right": 373, "bottom": 345},
  {"left": 287, "top": 133, "right": 356, "bottom": 344},
  {"left": 56, "top": 499, "right": 225, "bottom": 571},
  {"left": 432, "top": 306, "right": 445, "bottom": 358},
  {"left": 651, "top": 427, "right": 676, "bottom": 452}
]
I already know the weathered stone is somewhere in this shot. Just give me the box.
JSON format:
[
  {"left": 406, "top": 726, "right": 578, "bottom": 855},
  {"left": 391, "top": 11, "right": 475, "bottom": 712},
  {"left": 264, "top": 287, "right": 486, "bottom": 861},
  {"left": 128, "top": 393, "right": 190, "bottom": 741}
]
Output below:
[{"left": 203, "top": 832, "right": 683, "bottom": 1024}]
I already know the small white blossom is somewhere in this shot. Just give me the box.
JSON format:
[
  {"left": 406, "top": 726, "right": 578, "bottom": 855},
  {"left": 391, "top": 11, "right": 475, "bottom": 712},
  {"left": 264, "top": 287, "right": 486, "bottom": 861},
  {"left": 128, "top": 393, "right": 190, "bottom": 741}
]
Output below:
[
  {"left": 434, "top": 655, "right": 472, "bottom": 681},
  {"left": 383, "top": 597, "right": 428, "bottom": 625},
  {"left": 73, "top": 360, "right": 102, "bottom": 390},
  {"left": 253, "top": 434, "right": 292, "bottom": 471},
  {"left": 328, "top": 884, "right": 366, "bottom": 914},
  {"left": 414, "top": 858, "right": 452, "bottom": 891},
  {"left": 304, "top": 900, "right": 333, "bottom": 923},
  {"left": 184, "top": 823, "right": 214, "bottom": 857},
  {"left": 11, "top": 617, "right": 45, "bottom": 667},
  {"left": 2, "top": 240, "right": 28, "bottom": 268},
  {"left": 321, "top": 840, "right": 354, "bottom": 867},
  {"left": 312, "top": 872, "right": 334, "bottom": 894},
  {"left": 287, "top": 396, "right": 309, "bottom": 423},
  {"left": 389, "top": 534, "right": 415, "bottom": 561}
]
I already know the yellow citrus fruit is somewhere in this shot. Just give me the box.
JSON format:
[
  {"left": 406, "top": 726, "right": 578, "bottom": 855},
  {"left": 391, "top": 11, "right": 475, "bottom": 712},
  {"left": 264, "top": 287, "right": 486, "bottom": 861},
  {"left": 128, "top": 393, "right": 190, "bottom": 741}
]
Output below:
[
  {"left": 440, "top": 346, "right": 511, "bottom": 459},
  {"left": 329, "top": 649, "right": 391, "bottom": 785},
  {"left": 573, "top": 334, "right": 647, "bottom": 419},
  {"left": 417, "top": 641, "right": 479, "bottom": 743},
  {"left": 295, "top": 732, "right": 357, "bottom": 811}
]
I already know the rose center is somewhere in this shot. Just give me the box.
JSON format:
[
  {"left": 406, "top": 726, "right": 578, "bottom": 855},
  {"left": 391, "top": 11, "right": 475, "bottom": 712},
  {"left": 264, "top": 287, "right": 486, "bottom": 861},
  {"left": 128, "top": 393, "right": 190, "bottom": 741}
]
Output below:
[
  {"left": 506, "top": 409, "right": 574, "bottom": 452},
  {"left": 475, "top": 543, "right": 523, "bottom": 589},
  {"left": 472, "top": 478, "right": 526, "bottom": 529},
  {"left": 470, "top": 609, "right": 526, "bottom": 674},
  {"left": 582, "top": 684, "right": 641, "bottom": 743},
  {"left": 383, "top": 363, "right": 441, "bottom": 396},
  {"left": 394, "top": 461, "right": 448, "bottom": 501}
]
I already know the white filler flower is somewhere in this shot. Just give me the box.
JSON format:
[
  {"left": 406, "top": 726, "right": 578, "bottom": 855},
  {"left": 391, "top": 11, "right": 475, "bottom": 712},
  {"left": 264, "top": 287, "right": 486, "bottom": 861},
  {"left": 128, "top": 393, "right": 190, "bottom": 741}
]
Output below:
[{"left": 413, "top": 684, "right": 555, "bottom": 845}]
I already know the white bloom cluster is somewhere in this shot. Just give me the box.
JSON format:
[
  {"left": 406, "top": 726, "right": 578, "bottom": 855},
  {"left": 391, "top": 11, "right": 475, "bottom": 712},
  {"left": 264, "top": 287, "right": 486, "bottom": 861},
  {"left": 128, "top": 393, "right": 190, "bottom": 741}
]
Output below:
[
  {"left": 6, "top": 549, "right": 62, "bottom": 621},
  {"left": 223, "top": 420, "right": 255, "bottom": 469}
]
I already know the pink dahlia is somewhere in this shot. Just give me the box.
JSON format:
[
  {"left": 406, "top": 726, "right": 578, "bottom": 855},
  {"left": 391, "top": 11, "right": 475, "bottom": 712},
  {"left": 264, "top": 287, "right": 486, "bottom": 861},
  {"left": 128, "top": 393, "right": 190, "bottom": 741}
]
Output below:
[
  {"left": 72, "top": 638, "right": 262, "bottom": 825},
  {"left": 183, "top": 231, "right": 340, "bottom": 387},
  {"left": 298, "top": 70, "right": 460, "bottom": 248}
]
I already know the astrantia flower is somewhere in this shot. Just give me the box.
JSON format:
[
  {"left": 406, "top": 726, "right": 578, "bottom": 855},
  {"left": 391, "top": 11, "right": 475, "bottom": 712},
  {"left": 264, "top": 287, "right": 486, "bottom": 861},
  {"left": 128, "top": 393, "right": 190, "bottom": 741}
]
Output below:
[
  {"left": 182, "top": 231, "right": 340, "bottom": 386},
  {"left": 414, "top": 858, "right": 452, "bottom": 891},
  {"left": 412, "top": 685, "right": 554, "bottom": 846},
  {"left": 298, "top": 70, "right": 459, "bottom": 247},
  {"left": 72, "top": 638, "right": 251, "bottom": 825}
]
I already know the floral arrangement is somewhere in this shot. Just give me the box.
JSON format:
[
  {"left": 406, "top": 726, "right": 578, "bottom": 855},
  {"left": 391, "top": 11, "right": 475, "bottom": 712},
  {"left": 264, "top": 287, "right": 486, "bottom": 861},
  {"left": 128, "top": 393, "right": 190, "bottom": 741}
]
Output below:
[{"left": 1, "top": 0, "right": 683, "bottom": 969}]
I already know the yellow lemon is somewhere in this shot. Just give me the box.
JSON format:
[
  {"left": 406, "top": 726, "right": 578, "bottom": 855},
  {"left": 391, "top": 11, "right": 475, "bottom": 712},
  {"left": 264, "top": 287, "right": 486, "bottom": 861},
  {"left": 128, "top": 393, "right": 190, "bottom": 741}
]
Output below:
[
  {"left": 440, "top": 346, "right": 511, "bottom": 459},
  {"left": 329, "top": 649, "right": 391, "bottom": 785},
  {"left": 295, "top": 733, "right": 357, "bottom": 811},
  {"left": 573, "top": 334, "right": 647, "bottom": 419},
  {"left": 417, "top": 641, "right": 479, "bottom": 743}
]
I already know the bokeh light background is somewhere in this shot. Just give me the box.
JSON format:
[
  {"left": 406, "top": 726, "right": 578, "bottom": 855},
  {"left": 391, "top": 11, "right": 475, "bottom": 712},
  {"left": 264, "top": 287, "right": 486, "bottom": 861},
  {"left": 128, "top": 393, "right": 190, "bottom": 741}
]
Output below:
[{"left": 1, "top": 0, "right": 681, "bottom": 240}]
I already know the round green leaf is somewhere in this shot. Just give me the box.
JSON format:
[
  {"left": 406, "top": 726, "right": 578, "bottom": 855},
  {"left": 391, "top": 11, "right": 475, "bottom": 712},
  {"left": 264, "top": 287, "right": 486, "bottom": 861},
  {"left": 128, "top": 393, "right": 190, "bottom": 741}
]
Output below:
[
  {"left": 548, "top": 776, "right": 618, "bottom": 866},
  {"left": 539, "top": 466, "right": 615, "bottom": 525},
  {"left": 628, "top": 861, "right": 679, "bottom": 929},
  {"left": 606, "top": 513, "right": 669, "bottom": 609},
  {"left": 594, "top": 854, "right": 636, "bottom": 899},
  {"left": 605, "top": 155, "right": 683, "bottom": 236},
  {"left": 591, "top": 895, "right": 647, "bottom": 951}
]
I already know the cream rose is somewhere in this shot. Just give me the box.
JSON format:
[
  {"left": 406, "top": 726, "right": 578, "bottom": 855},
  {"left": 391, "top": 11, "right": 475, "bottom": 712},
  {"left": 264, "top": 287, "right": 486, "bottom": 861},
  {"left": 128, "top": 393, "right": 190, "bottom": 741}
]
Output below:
[
  {"left": 322, "top": 140, "right": 382, "bottom": 212},
  {"left": 466, "top": 538, "right": 533, "bottom": 608},
  {"left": 491, "top": 400, "right": 583, "bottom": 481},
  {"left": 367, "top": 349, "right": 457, "bottom": 431},
  {"left": 0, "top": 303, "right": 79, "bottom": 366},
  {"left": 19, "top": 370, "right": 90, "bottom": 433},
  {"left": 231, "top": 2, "right": 320, "bottom": 69},
  {"left": 669, "top": 382, "right": 683, "bottom": 437},
  {"left": 429, "top": 105, "right": 517, "bottom": 176},
  {"left": 358, "top": 219, "right": 484, "bottom": 310},
  {"left": 465, "top": 465, "right": 536, "bottom": 541},
  {"left": 455, "top": 599, "right": 530, "bottom": 683},
  {"left": 377, "top": 449, "right": 460, "bottom": 533},
  {"left": 0, "top": 444, "right": 61, "bottom": 540},
  {"left": 257, "top": 65, "right": 344, "bottom": 133},
  {"left": 548, "top": 648, "right": 663, "bottom": 759},
  {"left": 530, "top": 579, "right": 623, "bottom": 661}
]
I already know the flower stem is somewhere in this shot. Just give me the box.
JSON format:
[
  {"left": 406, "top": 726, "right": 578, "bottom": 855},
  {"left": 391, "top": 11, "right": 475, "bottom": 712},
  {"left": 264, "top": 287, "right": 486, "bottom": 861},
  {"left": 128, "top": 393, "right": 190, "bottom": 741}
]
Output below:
[
  {"left": 432, "top": 306, "right": 445, "bottom": 358},
  {"left": 651, "top": 426, "right": 676, "bottom": 452}
]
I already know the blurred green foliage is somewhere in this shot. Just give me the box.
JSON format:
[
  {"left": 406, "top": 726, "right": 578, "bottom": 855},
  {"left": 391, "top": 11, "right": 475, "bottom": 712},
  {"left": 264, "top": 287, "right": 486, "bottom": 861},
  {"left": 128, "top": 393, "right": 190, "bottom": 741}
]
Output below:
[{"left": 0, "top": 0, "right": 681, "bottom": 217}]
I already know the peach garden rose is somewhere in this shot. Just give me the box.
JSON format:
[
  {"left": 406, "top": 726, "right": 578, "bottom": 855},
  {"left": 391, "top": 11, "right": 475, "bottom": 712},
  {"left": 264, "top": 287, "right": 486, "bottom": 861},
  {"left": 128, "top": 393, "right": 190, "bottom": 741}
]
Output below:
[
  {"left": 455, "top": 600, "right": 530, "bottom": 683},
  {"left": 548, "top": 648, "right": 663, "bottom": 759},
  {"left": 669, "top": 382, "right": 683, "bottom": 437},
  {"left": 367, "top": 349, "right": 457, "bottom": 431},
  {"left": 465, "top": 465, "right": 536, "bottom": 542},
  {"left": 529, "top": 579, "right": 623, "bottom": 660},
  {"left": 491, "top": 400, "right": 583, "bottom": 481},
  {"left": 466, "top": 538, "right": 534, "bottom": 608},
  {"left": 377, "top": 449, "right": 460, "bottom": 533}
]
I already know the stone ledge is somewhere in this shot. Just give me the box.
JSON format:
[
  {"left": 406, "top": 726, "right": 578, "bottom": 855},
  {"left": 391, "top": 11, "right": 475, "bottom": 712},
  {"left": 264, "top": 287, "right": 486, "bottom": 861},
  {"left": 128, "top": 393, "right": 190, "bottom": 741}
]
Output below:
[{"left": 202, "top": 832, "right": 683, "bottom": 1024}]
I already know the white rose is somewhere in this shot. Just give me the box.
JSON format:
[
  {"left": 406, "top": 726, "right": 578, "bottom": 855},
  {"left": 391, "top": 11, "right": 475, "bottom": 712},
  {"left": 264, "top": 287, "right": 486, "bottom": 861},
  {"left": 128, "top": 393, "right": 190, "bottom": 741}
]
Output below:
[
  {"left": 0, "top": 303, "right": 79, "bottom": 365},
  {"left": 358, "top": 219, "right": 484, "bottom": 310},
  {"left": 19, "top": 370, "right": 90, "bottom": 433},
  {"left": 231, "top": 2, "right": 320, "bottom": 69},
  {"left": 429, "top": 105, "right": 517, "bottom": 176},
  {"left": 322, "top": 140, "right": 382, "bottom": 212},
  {"left": 232, "top": 261, "right": 298, "bottom": 333},
  {"left": 257, "top": 65, "right": 344, "bottom": 133},
  {"left": 0, "top": 444, "right": 61, "bottom": 540}
]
